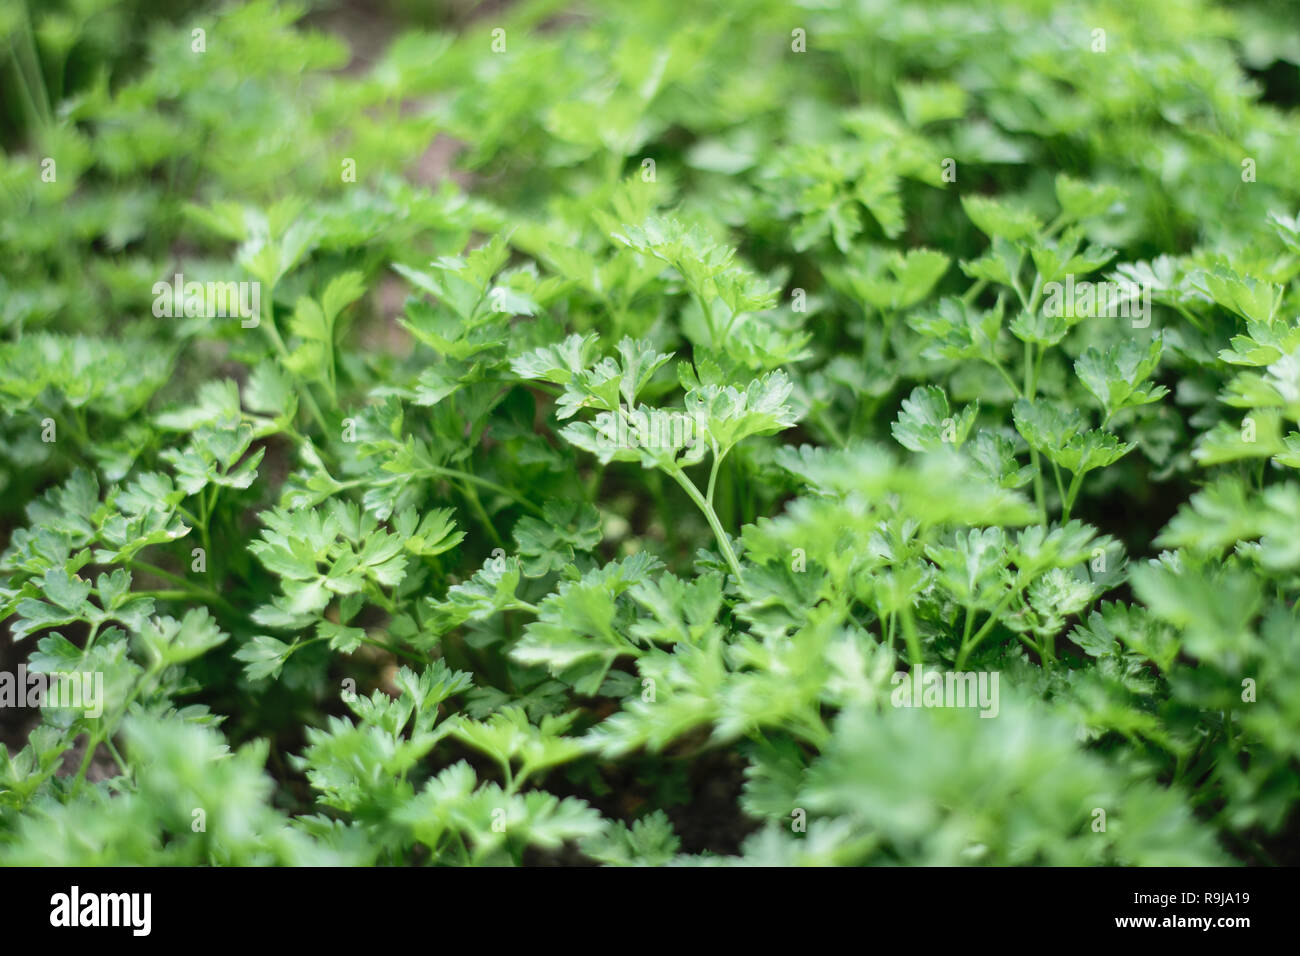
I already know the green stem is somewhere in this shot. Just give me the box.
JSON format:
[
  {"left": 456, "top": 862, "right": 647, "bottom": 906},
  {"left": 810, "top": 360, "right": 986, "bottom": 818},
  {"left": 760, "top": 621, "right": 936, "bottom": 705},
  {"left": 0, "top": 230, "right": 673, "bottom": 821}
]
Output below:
[
  {"left": 668, "top": 466, "right": 744, "bottom": 584},
  {"left": 961, "top": 277, "right": 990, "bottom": 306},
  {"left": 104, "top": 737, "right": 131, "bottom": 777},
  {"left": 364, "top": 584, "right": 400, "bottom": 615},
  {"left": 415, "top": 466, "right": 544, "bottom": 517},
  {"left": 454, "top": 832, "right": 472, "bottom": 865},
  {"left": 127, "top": 561, "right": 237, "bottom": 614},
  {"left": 1173, "top": 303, "right": 1207, "bottom": 335},
  {"left": 1013, "top": 630, "right": 1043, "bottom": 661},
  {"left": 74, "top": 660, "right": 162, "bottom": 793},
  {"left": 690, "top": 283, "right": 717, "bottom": 347},
  {"left": 17, "top": 1, "right": 51, "bottom": 125},
  {"left": 960, "top": 603, "right": 974, "bottom": 659},
  {"left": 134, "top": 588, "right": 224, "bottom": 605},
  {"left": 72, "top": 731, "right": 103, "bottom": 790},
  {"left": 7, "top": 44, "right": 46, "bottom": 131},
  {"left": 898, "top": 601, "right": 922, "bottom": 668},
  {"left": 1029, "top": 449, "right": 1047, "bottom": 524},
  {"left": 459, "top": 479, "right": 504, "bottom": 549},
  {"left": 706, "top": 445, "right": 729, "bottom": 507},
  {"left": 813, "top": 405, "right": 848, "bottom": 449},
  {"left": 128, "top": 560, "right": 190, "bottom": 588},
  {"left": 956, "top": 584, "right": 1022, "bottom": 670},
  {"left": 1021, "top": 339, "right": 1050, "bottom": 522},
  {"left": 1061, "top": 469, "right": 1086, "bottom": 521},
  {"left": 987, "top": 355, "right": 1022, "bottom": 397},
  {"left": 196, "top": 489, "right": 214, "bottom": 567},
  {"left": 360, "top": 635, "right": 425, "bottom": 665}
]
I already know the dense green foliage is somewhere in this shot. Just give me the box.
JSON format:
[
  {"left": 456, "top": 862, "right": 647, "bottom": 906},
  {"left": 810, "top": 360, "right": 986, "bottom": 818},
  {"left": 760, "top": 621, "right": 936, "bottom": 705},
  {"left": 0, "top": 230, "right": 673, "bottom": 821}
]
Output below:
[{"left": 2, "top": 0, "right": 1299, "bottom": 865}]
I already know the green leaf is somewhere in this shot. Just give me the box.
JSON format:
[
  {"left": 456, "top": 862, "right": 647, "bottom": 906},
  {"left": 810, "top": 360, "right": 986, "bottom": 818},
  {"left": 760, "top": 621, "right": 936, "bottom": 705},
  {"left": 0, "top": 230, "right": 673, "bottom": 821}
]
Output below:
[
  {"left": 234, "top": 635, "right": 296, "bottom": 681},
  {"left": 892, "top": 385, "right": 978, "bottom": 452},
  {"left": 961, "top": 194, "right": 1042, "bottom": 241}
]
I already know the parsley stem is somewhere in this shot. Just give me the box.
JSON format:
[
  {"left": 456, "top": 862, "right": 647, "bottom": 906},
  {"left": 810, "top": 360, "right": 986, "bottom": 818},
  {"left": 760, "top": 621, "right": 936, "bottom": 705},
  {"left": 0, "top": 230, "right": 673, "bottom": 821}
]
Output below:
[
  {"left": 71, "top": 732, "right": 104, "bottom": 792},
  {"left": 197, "top": 488, "right": 214, "bottom": 572},
  {"left": 359, "top": 635, "right": 424, "bottom": 665},
  {"left": 813, "top": 406, "right": 847, "bottom": 448},
  {"left": 135, "top": 588, "right": 223, "bottom": 606},
  {"left": 128, "top": 560, "right": 192, "bottom": 589},
  {"left": 459, "top": 479, "right": 505, "bottom": 549},
  {"left": 104, "top": 737, "right": 131, "bottom": 778},
  {"left": 956, "top": 583, "right": 1022, "bottom": 670},
  {"left": 8, "top": 41, "right": 46, "bottom": 131},
  {"left": 413, "top": 466, "right": 544, "bottom": 517},
  {"left": 1061, "top": 469, "right": 1085, "bottom": 521},
  {"left": 961, "top": 277, "right": 990, "bottom": 306},
  {"left": 454, "top": 832, "right": 472, "bottom": 865},
  {"left": 706, "top": 444, "right": 729, "bottom": 507},
  {"left": 128, "top": 561, "right": 238, "bottom": 615},
  {"left": 1051, "top": 462, "right": 1067, "bottom": 511},
  {"left": 1013, "top": 630, "right": 1042, "bottom": 661},
  {"left": 1029, "top": 449, "right": 1047, "bottom": 524},
  {"left": 1173, "top": 302, "right": 1206, "bottom": 334},
  {"left": 14, "top": 1, "right": 51, "bottom": 128},
  {"left": 987, "top": 356, "right": 1022, "bottom": 397},
  {"left": 690, "top": 284, "right": 717, "bottom": 346},
  {"left": 365, "top": 585, "right": 399, "bottom": 615},
  {"left": 899, "top": 601, "right": 922, "bottom": 668},
  {"left": 73, "top": 660, "right": 162, "bottom": 793},
  {"left": 668, "top": 466, "right": 745, "bottom": 584}
]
